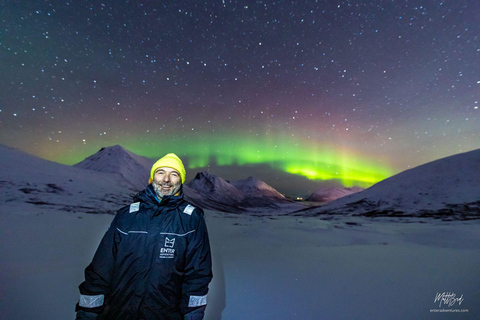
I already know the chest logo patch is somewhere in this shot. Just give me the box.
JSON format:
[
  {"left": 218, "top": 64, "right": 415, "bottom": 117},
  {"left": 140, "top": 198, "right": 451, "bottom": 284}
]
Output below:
[
  {"left": 129, "top": 202, "right": 140, "bottom": 213},
  {"left": 165, "top": 237, "right": 175, "bottom": 248},
  {"left": 160, "top": 237, "right": 176, "bottom": 259}
]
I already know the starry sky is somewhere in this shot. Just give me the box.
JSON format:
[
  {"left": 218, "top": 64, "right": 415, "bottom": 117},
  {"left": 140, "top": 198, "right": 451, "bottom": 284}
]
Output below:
[{"left": 1, "top": 1, "right": 479, "bottom": 194}]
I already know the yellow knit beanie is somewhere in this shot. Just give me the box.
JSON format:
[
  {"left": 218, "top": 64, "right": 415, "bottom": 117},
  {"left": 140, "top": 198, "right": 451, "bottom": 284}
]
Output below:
[{"left": 149, "top": 153, "right": 186, "bottom": 184}]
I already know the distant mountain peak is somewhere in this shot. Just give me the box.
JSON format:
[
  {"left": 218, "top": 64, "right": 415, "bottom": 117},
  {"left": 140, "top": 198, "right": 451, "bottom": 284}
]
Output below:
[
  {"left": 74, "top": 145, "right": 154, "bottom": 191},
  {"left": 230, "top": 176, "right": 285, "bottom": 199},
  {"left": 85, "top": 145, "right": 136, "bottom": 160},
  {"left": 188, "top": 171, "right": 244, "bottom": 199},
  {"left": 307, "top": 186, "right": 364, "bottom": 203},
  {"left": 184, "top": 171, "right": 299, "bottom": 213}
]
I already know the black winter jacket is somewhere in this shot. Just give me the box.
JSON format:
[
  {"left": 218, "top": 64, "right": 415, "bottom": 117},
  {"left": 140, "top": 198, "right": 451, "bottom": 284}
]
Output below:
[{"left": 76, "top": 185, "right": 213, "bottom": 320}]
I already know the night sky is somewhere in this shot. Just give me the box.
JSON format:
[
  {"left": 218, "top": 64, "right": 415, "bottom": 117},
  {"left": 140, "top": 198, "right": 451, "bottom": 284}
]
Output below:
[{"left": 1, "top": 1, "right": 479, "bottom": 192}]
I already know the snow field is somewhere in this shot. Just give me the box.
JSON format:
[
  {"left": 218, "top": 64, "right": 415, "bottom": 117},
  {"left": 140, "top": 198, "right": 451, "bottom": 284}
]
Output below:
[{"left": 1, "top": 206, "right": 478, "bottom": 320}]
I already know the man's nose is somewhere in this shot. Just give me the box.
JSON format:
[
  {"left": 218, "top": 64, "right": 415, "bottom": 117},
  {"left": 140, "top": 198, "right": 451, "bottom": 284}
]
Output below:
[{"left": 162, "top": 173, "right": 170, "bottom": 182}]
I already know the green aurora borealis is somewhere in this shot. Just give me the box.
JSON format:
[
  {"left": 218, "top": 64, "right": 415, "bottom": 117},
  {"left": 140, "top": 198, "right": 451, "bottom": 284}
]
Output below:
[{"left": 119, "top": 133, "right": 393, "bottom": 188}]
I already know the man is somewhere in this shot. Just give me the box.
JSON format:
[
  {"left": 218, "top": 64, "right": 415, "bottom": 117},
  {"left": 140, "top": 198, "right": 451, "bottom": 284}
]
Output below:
[{"left": 76, "top": 153, "right": 213, "bottom": 320}]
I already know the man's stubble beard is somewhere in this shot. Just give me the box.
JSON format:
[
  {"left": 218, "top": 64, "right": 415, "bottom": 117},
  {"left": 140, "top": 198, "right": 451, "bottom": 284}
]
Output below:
[{"left": 152, "top": 181, "right": 181, "bottom": 199}]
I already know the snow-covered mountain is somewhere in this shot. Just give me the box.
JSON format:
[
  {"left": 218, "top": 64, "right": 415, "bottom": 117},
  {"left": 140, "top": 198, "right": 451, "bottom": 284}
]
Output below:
[
  {"left": 1, "top": 144, "right": 302, "bottom": 214},
  {"left": 73, "top": 147, "right": 299, "bottom": 213},
  {"left": 302, "top": 149, "right": 480, "bottom": 220},
  {"left": 185, "top": 171, "right": 304, "bottom": 213},
  {"left": 229, "top": 176, "right": 285, "bottom": 199},
  {"left": 187, "top": 172, "right": 245, "bottom": 203},
  {"left": 74, "top": 145, "right": 154, "bottom": 191},
  {"left": 307, "top": 186, "right": 364, "bottom": 203},
  {"left": 0, "top": 144, "right": 136, "bottom": 214}
]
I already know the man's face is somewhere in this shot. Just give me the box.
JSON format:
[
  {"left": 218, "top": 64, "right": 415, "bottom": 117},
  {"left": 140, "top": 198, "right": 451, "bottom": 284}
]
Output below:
[{"left": 152, "top": 167, "right": 182, "bottom": 198}]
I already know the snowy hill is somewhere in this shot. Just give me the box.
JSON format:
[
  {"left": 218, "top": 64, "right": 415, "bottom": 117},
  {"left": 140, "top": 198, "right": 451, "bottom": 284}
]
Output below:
[
  {"left": 74, "top": 145, "right": 154, "bottom": 191},
  {"left": 185, "top": 171, "right": 304, "bottom": 213},
  {"left": 302, "top": 149, "right": 480, "bottom": 220},
  {"left": 307, "top": 186, "right": 364, "bottom": 203},
  {"left": 0, "top": 144, "right": 136, "bottom": 214}
]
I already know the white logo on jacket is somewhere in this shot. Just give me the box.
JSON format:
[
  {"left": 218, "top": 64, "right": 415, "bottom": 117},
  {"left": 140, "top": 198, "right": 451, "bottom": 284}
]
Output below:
[
  {"left": 160, "top": 237, "right": 176, "bottom": 259},
  {"left": 164, "top": 237, "right": 175, "bottom": 248}
]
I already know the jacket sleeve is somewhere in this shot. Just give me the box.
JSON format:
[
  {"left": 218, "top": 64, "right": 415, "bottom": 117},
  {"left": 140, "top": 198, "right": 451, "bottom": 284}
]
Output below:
[
  {"left": 181, "top": 209, "right": 213, "bottom": 319},
  {"left": 75, "top": 212, "right": 121, "bottom": 317}
]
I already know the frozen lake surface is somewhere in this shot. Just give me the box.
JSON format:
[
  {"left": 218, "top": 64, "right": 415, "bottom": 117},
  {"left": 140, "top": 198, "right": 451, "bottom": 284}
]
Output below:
[{"left": 1, "top": 205, "right": 478, "bottom": 320}]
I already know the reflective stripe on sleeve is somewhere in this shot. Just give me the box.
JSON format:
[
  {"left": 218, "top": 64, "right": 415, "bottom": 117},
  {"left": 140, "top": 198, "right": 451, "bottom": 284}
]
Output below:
[
  {"left": 188, "top": 294, "right": 207, "bottom": 307},
  {"left": 79, "top": 294, "right": 104, "bottom": 308}
]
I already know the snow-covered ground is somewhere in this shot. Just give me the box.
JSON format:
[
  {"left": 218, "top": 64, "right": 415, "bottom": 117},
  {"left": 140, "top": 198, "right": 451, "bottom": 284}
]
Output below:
[{"left": 1, "top": 204, "right": 478, "bottom": 320}]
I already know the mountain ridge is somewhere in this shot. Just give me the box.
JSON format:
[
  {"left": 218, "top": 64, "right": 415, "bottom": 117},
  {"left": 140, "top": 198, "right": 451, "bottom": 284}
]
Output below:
[
  {"left": 0, "top": 144, "right": 303, "bottom": 214},
  {"left": 301, "top": 148, "right": 480, "bottom": 220},
  {"left": 185, "top": 171, "right": 302, "bottom": 213},
  {"left": 3, "top": 143, "right": 478, "bottom": 219}
]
